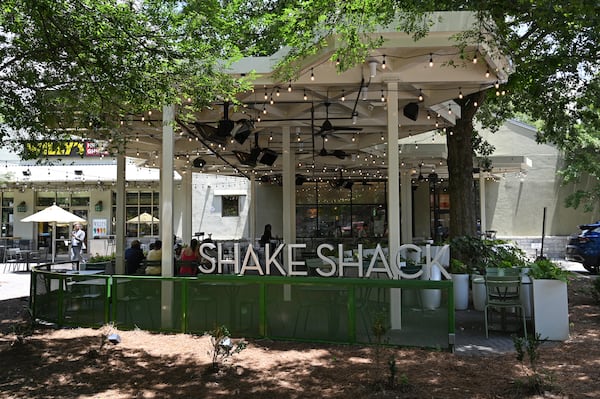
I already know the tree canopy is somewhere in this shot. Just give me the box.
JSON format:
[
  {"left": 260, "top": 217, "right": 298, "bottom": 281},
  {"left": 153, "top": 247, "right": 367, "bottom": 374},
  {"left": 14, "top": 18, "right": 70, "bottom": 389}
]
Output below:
[
  {"left": 0, "top": 0, "right": 249, "bottom": 154},
  {"left": 1, "top": 1, "right": 599, "bottom": 236}
]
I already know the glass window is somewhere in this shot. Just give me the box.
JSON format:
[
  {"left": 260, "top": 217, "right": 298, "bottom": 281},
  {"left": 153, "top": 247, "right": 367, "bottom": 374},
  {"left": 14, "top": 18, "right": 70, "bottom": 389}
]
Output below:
[
  {"left": 222, "top": 196, "right": 240, "bottom": 217},
  {"left": 37, "top": 193, "right": 56, "bottom": 207},
  {"left": 2, "top": 193, "right": 14, "bottom": 207},
  {"left": 139, "top": 192, "right": 153, "bottom": 205},
  {"left": 71, "top": 195, "right": 90, "bottom": 207},
  {"left": 126, "top": 192, "right": 139, "bottom": 206},
  {"left": 56, "top": 192, "right": 69, "bottom": 208}
]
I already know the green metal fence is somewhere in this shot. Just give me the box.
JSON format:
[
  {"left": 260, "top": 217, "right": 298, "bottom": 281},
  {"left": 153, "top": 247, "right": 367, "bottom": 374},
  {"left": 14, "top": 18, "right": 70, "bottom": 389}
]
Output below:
[{"left": 31, "top": 267, "right": 455, "bottom": 349}]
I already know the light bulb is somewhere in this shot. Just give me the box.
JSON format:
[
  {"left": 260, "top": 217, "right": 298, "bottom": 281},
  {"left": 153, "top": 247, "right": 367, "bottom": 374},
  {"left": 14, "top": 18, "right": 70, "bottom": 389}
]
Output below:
[
  {"left": 459, "top": 88, "right": 463, "bottom": 99},
  {"left": 429, "top": 53, "right": 434, "bottom": 67},
  {"left": 310, "top": 68, "right": 315, "bottom": 81},
  {"left": 418, "top": 89, "right": 424, "bottom": 102},
  {"left": 382, "top": 55, "right": 386, "bottom": 69},
  {"left": 341, "top": 90, "right": 345, "bottom": 101}
]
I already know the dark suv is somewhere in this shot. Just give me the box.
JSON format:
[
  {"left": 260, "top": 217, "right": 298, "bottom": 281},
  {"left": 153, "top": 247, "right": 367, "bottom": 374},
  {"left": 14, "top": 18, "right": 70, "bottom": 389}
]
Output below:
[{"left": 566, "top": 221, "right": 600, "bottom": 273}]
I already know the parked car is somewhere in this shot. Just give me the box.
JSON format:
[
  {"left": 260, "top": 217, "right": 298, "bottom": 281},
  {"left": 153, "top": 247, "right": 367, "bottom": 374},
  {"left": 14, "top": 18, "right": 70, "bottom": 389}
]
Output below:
[{"left": 565, "top": 221, "right": 600, "bottom": 274}]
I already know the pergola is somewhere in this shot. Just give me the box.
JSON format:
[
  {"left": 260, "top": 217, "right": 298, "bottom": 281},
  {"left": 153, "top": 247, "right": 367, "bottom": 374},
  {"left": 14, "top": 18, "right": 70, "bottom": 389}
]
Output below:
[{"left": 89, "top": 12, "right": 515, "bottom": 288}]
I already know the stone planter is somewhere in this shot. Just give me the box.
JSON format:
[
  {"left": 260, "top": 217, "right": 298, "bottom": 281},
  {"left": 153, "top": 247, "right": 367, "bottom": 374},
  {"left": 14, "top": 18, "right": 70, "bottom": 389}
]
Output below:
[
  {"left": 421, "top": 264, "right": 441, "bottom": 310},
  {"left": 82, "top": 261, "right": 111, "bottom": 274},
  {"left": 532, "top": 278, "right": 569, "bottom": 340},
  {"left": 451, "top": 273, "right": 469, "bottom": 310},
  {"left": 471, "top": 275, "right": 486, "bottom": 311}
]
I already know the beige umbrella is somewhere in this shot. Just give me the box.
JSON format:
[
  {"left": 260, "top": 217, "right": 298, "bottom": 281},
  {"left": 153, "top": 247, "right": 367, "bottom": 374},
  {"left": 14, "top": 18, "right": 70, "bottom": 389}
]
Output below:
[
  {"left": 126, "top": 212, "right": 159, "bottom": 224},
  {"left": 21, "top": 203, "right": 87, "bottom": 263}
]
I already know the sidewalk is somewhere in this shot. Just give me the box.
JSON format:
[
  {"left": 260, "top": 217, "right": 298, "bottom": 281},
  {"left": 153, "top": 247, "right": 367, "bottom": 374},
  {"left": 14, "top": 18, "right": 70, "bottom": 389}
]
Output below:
[{"left": 0, "top": 270, "right": 31, "bottom": 300}]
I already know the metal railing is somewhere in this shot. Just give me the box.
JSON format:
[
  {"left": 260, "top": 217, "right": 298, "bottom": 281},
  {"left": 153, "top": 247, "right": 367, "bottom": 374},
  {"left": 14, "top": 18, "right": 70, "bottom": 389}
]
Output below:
[{"left": 31, "top": 265, "right": 455, "bottom": 349}]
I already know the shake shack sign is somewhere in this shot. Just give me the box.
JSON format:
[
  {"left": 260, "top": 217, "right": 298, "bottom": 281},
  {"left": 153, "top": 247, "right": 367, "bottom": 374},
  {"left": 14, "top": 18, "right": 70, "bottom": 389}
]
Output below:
[{"left": 197, "top": 242, "right": 451, "bottom": 279}]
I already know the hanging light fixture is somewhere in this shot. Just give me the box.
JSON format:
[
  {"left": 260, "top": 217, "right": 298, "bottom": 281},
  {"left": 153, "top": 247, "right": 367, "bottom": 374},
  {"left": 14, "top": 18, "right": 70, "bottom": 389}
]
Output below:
[{"left": 369, "top": 60, "right": 378, "bottom": 77}]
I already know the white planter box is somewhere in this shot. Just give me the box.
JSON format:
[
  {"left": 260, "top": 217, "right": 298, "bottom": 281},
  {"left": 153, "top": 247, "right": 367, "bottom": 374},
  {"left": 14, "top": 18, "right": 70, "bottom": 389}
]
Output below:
[
  {"left": 532, "top": 278, "right": 569, "bottom": 341},
  {"left": 451, "top": 273, "right": 469, "bottom": 310}
]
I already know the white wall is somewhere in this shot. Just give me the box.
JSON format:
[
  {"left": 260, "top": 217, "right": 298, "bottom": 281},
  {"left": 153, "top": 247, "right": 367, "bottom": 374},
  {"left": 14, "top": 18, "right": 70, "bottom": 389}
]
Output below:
[
  {"left": 482, "top": 120, "right": 594, "bottom": 236},
  {"left": 191, "top": 174, "right": 252, "bottom": 241}
]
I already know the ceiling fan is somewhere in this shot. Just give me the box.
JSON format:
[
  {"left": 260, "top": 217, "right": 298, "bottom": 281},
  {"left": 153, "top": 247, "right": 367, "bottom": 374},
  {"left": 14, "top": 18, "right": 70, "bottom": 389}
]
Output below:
[
  {"left": 317, "top": 136, "right": 349, "bottom": 160},
  {"left": 315, "top": 102, "right": 362, "bottom": 136}
]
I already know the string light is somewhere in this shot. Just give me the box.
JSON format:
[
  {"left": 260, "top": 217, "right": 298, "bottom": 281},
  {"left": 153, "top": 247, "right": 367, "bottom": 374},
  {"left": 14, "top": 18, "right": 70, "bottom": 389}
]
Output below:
[
  {"left": 494, "top": 80, "right": 500, "bottom": 89},
  {"left": 458, "top": 88, "right": 463, "bottom": 99},
  {"left": 269, "top": 95, "right": 274, "bottom": 105},
  {"left": 310, "top": 68, "right": 315, "bottom": 81},
  {"left": 276, "top": 88, "right": 280, "bottom": 97},
  {"left": 341, "top": 90, "right": 345, "bottom": 102},
  {"left": 429, "top": 53, "right": 434, "bottom": 68},
  {"left": 472, "top": 53, "right": 478, "bottom": 64},
  {"left": 448, "top": 104, "right": 452, "bottom": 115},
  {"left": 264, "top": 88, "right": 268, "bottom": 100},
  {"left": 380, "top": 90, "right": 385, "bottom": 102},
  {"left": 303, "top": 89, "right": 307, "bottom": 101},
  {"left": 485, "top": 69, "right": 490, "bottom": 78},
  {"left": 418, "top": 89, "right": 424, "bottom": 102},
  {"left": 287, "top": 81, "right": 292, "bottom": 92},
  {"left": 382, "top": 55, "right": 386, "bottom": 69}
]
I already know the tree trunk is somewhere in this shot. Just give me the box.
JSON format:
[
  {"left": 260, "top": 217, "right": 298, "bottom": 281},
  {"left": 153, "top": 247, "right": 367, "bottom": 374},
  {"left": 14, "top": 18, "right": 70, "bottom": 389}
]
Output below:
[{"left": 447, "top": 91, "right": 485, "bottom": 240}]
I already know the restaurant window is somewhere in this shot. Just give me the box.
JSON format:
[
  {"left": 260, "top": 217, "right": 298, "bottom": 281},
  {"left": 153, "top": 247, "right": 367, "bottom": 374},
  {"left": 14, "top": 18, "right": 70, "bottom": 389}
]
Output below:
[
  {"left": 33, "top": 191, "right": 89, "bottom": 253},
  {"left": 222, "top": 196, "right": 240, "bottom": 217},
  {"left": 1, "top": 192, "right": 14, "bottom": 237},
  {"left": 120, "top": 191, "right": 160, "bottom": 237},
  {"left": 295, "top": 180, "right": 388, "bottom": 243}
]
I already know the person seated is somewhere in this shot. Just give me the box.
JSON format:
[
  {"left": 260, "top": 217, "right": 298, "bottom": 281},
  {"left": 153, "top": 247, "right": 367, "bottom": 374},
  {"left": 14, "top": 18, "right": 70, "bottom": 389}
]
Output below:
[
  {"left": 124, "top": 239, "right": 145, "bottom": 274},
  {"left": 178, "top": 238, "right": 199, "bottom": 276},
  {"left": 145, "top": 240, "right": 162, "bottom": 275}
]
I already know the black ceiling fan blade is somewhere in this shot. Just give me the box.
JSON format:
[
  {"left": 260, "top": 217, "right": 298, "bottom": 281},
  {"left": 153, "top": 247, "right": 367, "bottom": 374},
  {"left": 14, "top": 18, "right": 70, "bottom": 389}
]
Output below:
[
  {"left": 331, "top": 150, "right": 348, "bottom": 159},
  {"left": 331, "top": 126, "right": 362, "bottom": 131}
]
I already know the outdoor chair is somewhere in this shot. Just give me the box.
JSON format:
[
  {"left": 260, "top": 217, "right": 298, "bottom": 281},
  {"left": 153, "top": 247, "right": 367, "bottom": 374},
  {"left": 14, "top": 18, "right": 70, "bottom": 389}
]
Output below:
[
  {"left": 484, "top": 274, "right": 527, "bottom": 338},
  {"left": 4, "top": 248, "right": 25, "bottom": 272}
]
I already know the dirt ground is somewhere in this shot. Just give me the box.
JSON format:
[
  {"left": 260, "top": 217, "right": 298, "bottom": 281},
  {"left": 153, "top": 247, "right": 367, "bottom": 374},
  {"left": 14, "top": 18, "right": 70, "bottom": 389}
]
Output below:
[{"left": 1, "top": 275, "right": 599, "bottom": 399}]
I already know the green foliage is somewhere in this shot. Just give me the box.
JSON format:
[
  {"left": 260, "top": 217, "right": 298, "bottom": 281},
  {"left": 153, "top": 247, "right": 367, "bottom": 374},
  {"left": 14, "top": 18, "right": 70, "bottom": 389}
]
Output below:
[
  {"left": 449, "top": 258, "right": 468, "bottom": 274},
  {"left": 528, "top": 258, "right": 571, "bottom": 283},
  {"left": 450, "top": 236, "right": 527, "bottom": 274},
  {"left": 205, "top": 325, "right": 247, "bottom": 372},
  {"left": 0, "top": 0, "right": 247, "bottom": 156},
  {"left": 512, "top": 333, "right": 552, "bottom": 395},
  {"left": 87, "top": 253, "right": 115, "bottom": 263}
]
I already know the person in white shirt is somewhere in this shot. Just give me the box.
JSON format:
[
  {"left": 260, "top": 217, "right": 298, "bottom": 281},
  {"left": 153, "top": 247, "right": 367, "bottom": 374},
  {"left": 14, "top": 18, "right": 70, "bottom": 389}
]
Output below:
[{"left": 70, "top": 223, "right": 86, "bottom": 262}]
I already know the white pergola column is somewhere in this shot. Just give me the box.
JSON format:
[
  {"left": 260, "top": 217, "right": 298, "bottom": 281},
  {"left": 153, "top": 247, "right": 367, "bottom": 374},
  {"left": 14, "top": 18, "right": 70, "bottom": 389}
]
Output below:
[
  {"left": 114, "top": 150, "right": 126, "bottom": 274},
  {"left": 386, "top": 81, "right": 402, "bottom": 329},
  {"left": 181, "top": 170, "right": 193, "bottom": 245},
  {"left": 400, "top": 169, "right": 413, "bottom": 244},
  {"left": 160, "top": 104, "right": 175, "bottom": 274},
  {"left": 281, "top": 126, "right": 295, "bottom": 259},
  {"left": 161, "top": 105, "right": 175, "bottom": 329}
]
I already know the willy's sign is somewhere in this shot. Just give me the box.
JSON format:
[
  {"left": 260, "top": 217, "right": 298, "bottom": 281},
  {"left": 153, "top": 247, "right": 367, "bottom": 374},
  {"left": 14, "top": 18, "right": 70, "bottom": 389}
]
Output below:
[{"left": 197, "top": 242, "right": 451, "bottom": 279}]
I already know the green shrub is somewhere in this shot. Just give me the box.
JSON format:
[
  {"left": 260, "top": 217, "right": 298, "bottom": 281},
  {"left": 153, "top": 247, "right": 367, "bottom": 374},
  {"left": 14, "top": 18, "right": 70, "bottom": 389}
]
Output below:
[{"left": 528, "top": 258, "right": 571, "bottom": 282}]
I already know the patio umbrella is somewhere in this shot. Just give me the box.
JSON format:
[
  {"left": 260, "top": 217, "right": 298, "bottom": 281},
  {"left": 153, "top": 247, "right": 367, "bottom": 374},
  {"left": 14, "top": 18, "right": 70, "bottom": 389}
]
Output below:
[
  {"left": 21, "top": 203, "right": 87, "bottom": 263},
  {"left": 126, "top": 212, "right": 159, "bottom": 224}
]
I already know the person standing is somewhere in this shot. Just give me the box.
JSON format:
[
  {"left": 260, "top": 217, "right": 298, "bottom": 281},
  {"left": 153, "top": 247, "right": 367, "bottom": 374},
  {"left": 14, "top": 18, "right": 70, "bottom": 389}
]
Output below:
[
  {"left": 70, "top": 223, "right": 86, "bottom": 262},
  {"left": 259, "top": 224, "right": 273, "bottom": 248}
]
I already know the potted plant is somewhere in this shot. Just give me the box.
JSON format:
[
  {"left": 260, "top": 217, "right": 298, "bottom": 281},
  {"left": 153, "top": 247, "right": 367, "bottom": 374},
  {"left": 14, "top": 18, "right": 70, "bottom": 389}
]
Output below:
[
  {"left": 528, "top": 258, "right": 571, "bottom": 340},
  {"left": 85, "top": 253, "right": 115, "bottom": 274},
  {"left": 449, "top": 259, "right": 470, "bottom": 310}
]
